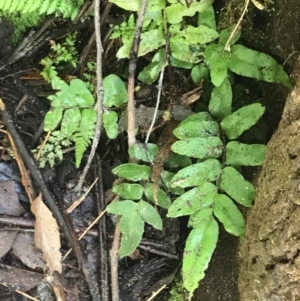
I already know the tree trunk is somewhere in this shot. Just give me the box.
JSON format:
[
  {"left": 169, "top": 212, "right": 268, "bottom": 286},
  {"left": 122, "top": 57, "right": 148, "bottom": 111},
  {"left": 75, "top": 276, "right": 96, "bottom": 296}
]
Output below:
[{"left": 239, "top": 61, "right": 300, "bottom": 301}]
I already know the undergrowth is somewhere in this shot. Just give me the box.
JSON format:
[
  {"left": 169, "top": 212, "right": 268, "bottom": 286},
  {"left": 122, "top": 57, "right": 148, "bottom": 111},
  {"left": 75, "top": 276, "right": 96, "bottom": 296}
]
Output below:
[{"left": 4, "top": 0, "right": 292, "bottom": 299}]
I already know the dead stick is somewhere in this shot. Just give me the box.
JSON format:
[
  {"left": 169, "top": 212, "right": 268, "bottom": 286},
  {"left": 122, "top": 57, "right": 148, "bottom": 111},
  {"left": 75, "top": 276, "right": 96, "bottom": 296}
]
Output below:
[
  {"left": 75, "top": 0, "right": 104, "bottom": 192},
  {"left": 127, "top": 0, "right": 149, "bottom": 147}
]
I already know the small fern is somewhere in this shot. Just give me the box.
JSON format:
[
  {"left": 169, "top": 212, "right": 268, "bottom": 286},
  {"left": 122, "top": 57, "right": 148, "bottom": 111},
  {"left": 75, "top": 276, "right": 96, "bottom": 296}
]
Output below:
[
  {"left": 73, "top": 132, "right": 91, "bottom": 168},
  {"left": 41, "top": 77, "right": 96, "bottom": 167}
]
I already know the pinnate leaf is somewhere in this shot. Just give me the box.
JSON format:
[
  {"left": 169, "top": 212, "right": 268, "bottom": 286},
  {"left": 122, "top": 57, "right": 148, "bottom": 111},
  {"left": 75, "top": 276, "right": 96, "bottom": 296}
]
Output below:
[
  {"left": 119, "top": 212, "right": 144, "bottom": 257},
  {"left": 145, "top": 183, "right": 171, "bottom": 209},
  {"left": 219, "top": 25, "right": 241, "bottom": 46},
  {"left": 112, "top": 163, "right": 151, "bottom": 181},
  {"left": 180, "top": 112, "right": 213, "bottom": 125},
  {"left": 191, "top": 63, "right": 209, "bottom": 84},
  {"left": 70, "top": 79, "right": 95, "bottom": 106},
  {"left": 173, "top": 120, "right": 219, "bottom": 139},
  {"left": 137, "top": 200, "right": 162, "bottom": 230},
  {"left": 204, "top": 43, "right": 229, "bottom": 86},
  {"left": 188, "top": 208, "right": 213, "bottom": 229},
  {"left": 198, "top": 5, "right": 216, "bottom": 30},
  {"left": 112, "top": 184, "right": 144, "bottom": 200},
  {"left": 44, "top": 108, "right": 63, "bottom": 132},
  {"left": 171, "top": 137, "right": 223, "bottom": 159},
  {"left": 161, "top": 170, "right": 185, "bottom": 195},
  {"left": 168, "top": 182, "right": 217, "bottom": 217},
  {"left": 170, "top": 159, "right": 221, "bottom": 188},
  {"left": 229, "top": 44, "right": 291, "bottom": 87},
  {"left": 183, "top": 217, "right": 219, "bottom": 297},
  {"left": 226, "top": 141, "right": 266, "bottom": 166},
  {"left": 103, "top": 74, "right": 127, "bottom": 107},
  {"left": 220, "top": 167, "right": 255, "bottom": 207},
  {"left": 128, "top": 143, "right": 158, "bottom": 162},
  {"left": 61, "top": 108, "right": 81, "bottom": 137},
  {"left": 106, "top": 200, "right": 138, "bottom": 216},
  {"left": 221, "top": 103, "right": 265, "bottom": 140},
  {"left": 213, "top": 194, "right": 245, "bottom": 236},
  {"left": 209, "top": 78, "right": 232, "bottom": 119},
  {"left": 103, "top": 110, "right": 119, "bottom": 139},
  {"left": 166, "top": 0, "right": 214, "bottom": 24}
]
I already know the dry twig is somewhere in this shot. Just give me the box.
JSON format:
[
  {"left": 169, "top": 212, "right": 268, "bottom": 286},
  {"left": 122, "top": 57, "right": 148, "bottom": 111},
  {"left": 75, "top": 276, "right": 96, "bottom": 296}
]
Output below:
[{"left": 76, "top": 0, "right": 104, "bottom": 191}]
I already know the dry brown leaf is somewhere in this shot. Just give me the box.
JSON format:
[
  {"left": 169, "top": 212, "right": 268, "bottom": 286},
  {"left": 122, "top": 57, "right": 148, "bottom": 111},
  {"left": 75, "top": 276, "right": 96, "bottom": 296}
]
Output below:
[
  {"left": 0, "top": 180, "right": 24, "bottom": 215},
  {"left": 0, "top": 230, "right": 17, "bottom": 258},
  {"left": 179, "top": 84, "right": 203, "bottom": 107},
  {"left": 12, "top": 232, "right": 46, "bottom": 270},
  {"left": 0, "top": 264, "right": 43, "bottom": 291},
  {"left": 31, "top": 193, "right": 62, "bottom": 274}
]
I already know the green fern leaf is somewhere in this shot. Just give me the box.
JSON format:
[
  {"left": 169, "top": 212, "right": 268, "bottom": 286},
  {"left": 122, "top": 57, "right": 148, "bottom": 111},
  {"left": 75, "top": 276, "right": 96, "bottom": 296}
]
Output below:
[
  {"left": 47, "top": 0, "right": 59, "bottom": 15},
  {"left": 28, "top": 0, "right": 42, "bottom": 13},
  {"left": 22, "top": 0, "right": 38, "bottom": 14},
  {"left": 16, "top": 0, "right": 26, "bottom": 12},
  {"left": 39, "top": 0, "right": 51, "bottom": 15},
  {"left": 9, "top": 0, "right": 21, "bottom": 12},
  {"left": 73, "top": 132, "right": 89, "bottom": 168},
  {"left": 3, "top": 0, "right": 13, "bottom": 11}
]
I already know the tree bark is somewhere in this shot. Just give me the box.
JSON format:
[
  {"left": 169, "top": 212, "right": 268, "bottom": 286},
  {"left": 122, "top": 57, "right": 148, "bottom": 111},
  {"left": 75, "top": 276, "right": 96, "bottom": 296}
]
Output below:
[{"left": 239, "top": 59, "right": 300, "bottom": 301}]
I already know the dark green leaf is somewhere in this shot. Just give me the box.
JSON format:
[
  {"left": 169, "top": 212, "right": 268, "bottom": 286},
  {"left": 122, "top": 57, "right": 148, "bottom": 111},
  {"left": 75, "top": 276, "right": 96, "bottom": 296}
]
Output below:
[
  {"left": 226, "top": 142, "right": 266, "bottom": 166},
  {"left": 79, "top": 109, "right": 96, "bottom": 138},
  {"left": 171, "top": 137, "right": 223, "bottom": 159},
  {"left": 220, "top": 167, "right": 255, "bottom": 207},
  {"left": 161, "top": 170, "right": 185, "bottom": 195},
  {"left": 60, "top": 108, "right": 81, "bottom": 137},
  {"left": 183, "top": 217, "right": 219, "bottom": 297},
  {"left": 103, "top": 74, "right": 127, "bottom": 107},
  {"left": 112, "top": 184, "right": 144, "bottom": 200},
  {"left": 213, "top": 194, "right": 245, "bottom": 236},
  {"left": 106, "top": 200, "right": 138, "bottom": 216},
  {"left": 165, "top": 152, "right": 192, "bottom": 168},
  {"left": 170, "top": 56, "right": 194, "bottom": 69},
  {"left": 170, "top": 159, "right": 221, "bottom": 188},
  {"left": 204, "top": 43, "right": 229, "bottom": 86},
  {"left": 188, "top": 208, "right": 213, "bottom": 229},
  {"left": 112, "top": 163, "right": 151, "bottom": 181},
  {"left": 191, "top": 63, "right": 210, "bottom": 84},
  {"left": 166, "top": 0, "right": 214, "bottom": 24},
  {"left": 209, "top": 78, "right": 232, "bottom": 119},
  {"left": 229, "top": 44, "right": 291, "bottom": 87},
  {"left": 198, "top": 5, "right": 216, "bottom": 30},
  {"left": 138, "top": 49, "right": 165, "bottom": 85},
  {"left": 173, "top": 120, "right": 219, "bottom": 139},
  {"left": 219, "top": 25, "right": 241, "bottom": 46},
  {"left": 221, "top": 103, "right": 265, "bottom": 140},
  {"left": 167, "top": 182, "right": 217, "bottom": 217},
  {"left": 128, "top": 143, "right": 158, "bottom": 162},
  {"left": 119, "top": 212, "right": 144, "bottom": 257},
  {"left": 44, "top": 108, "right": 63, "bottom": 132},
  {"left": 145, "top": 183, "right": 171, "bottom": 209},
  {"left": 103, "top": 110, "right": 119, "bottom": 139},
  {"left": 180, "top": 112, "right": 213, "bottom": 125},
  {"left": 70, "top": 79, "right": 95, "bottom": 106},
  {"left": 137, "top": 200, "right": 162, "bottom": 230}
]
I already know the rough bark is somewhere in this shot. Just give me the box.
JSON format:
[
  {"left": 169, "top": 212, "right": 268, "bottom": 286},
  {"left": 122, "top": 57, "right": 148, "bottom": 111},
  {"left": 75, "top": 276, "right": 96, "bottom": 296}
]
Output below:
[{"left": 239, "top": 60, "right": 300, "bottom": 301}]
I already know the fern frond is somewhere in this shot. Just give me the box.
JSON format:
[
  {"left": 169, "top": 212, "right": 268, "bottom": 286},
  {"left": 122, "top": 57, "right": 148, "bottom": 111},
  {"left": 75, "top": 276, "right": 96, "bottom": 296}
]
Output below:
[
  {"left": 73, "top": 132, "right": 90, "bottom": 168},
  {"left": 39, "top": 0, "right": 51, "bottom": 15},
  {"left": 3, "top": 0, "right": 13, "bottom": 11},
  {"left": 47, "top": 0, "right": 59, "bottom": 15},
  {"left": 22, "top": 0, "right": 37, "bottom": 14},
  {"left": 15, "top": 0, "right": 26, "bottom": 12},
  {"left": 9, "top": 0, "right": 20, "bottom": 12}
]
